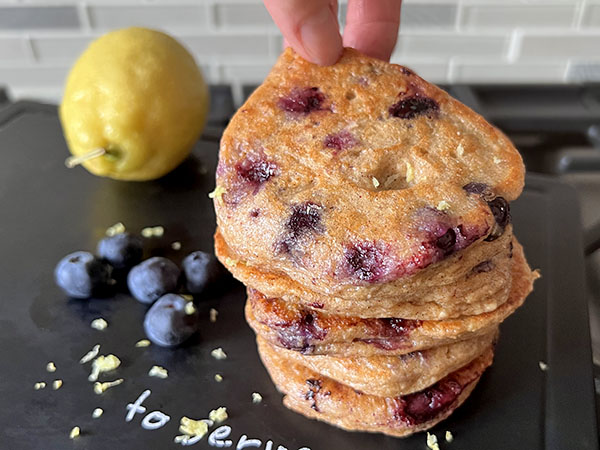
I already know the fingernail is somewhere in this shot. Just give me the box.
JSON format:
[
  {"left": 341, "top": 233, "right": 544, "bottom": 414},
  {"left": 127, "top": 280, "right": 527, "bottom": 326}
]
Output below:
[{"left": 299, "top": 8, "right": 342, "bottom": 65}]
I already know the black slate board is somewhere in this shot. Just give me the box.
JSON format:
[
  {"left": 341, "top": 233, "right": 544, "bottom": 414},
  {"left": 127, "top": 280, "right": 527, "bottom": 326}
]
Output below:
[{"left": 0, "top": 102, "right": 597, "bottom": 450}]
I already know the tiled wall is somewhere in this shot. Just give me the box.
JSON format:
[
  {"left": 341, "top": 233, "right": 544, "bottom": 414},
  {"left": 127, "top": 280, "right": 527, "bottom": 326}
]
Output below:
[{"left": 0, "top": 0, "right": 599, "bottom": 105}]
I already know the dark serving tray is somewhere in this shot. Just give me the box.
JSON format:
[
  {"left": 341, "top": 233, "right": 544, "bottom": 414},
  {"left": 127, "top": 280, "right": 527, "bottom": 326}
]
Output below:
[{"left": 0, "top": 102, "right": 597, "bottom": 450}]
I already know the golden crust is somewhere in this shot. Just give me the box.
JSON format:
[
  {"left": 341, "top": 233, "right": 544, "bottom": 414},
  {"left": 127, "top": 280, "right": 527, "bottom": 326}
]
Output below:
[
  {"left": 259, "top": 330, "right": 497, "bottom": 397},
  {"left": 257, "top": 336, "right": 494, "bottom": 438},
  {"left": 217, "top": 227, "right": 515, "bottom": 320},
  {"left": 246, "top": 239, "right": 534, "bottom": 357},
  {"left": 214, "top": 47, "right": 524, "bottom": 303}
]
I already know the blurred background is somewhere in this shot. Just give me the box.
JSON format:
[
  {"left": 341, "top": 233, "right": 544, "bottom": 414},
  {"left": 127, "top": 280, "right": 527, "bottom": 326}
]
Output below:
[
  {"left": 0, "top": 0, "right": 598, "bottom": 105},
  {"left": 0, "top": 0, "right": 600, "bottom": 408}
]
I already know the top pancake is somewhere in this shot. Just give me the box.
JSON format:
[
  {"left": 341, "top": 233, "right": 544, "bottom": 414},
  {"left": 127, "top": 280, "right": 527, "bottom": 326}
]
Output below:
[{"left": 214, "top": 47, "right": 524, "bottom": 299}]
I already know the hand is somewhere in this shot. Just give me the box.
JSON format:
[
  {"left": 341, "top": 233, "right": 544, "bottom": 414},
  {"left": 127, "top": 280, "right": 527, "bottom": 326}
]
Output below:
[{"left": 263, "top": 0, "right": 402, "bottom": 65}]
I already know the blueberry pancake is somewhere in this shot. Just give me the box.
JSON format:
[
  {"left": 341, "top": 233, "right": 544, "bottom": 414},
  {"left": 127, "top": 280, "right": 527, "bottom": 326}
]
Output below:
[
  {"left": 216, "top": 226, "right": 514, "bottom": 320},
  {"left": 245, "top": 240, "right": 535, "bottom": 357},
  {"left": 257, "top": 335, "right": 494, "bottom": 438},
  {"left": 214, "top": 47, "right": 523, "bottom": 310},
  {"left": 257, "top": 330, "right": 496, "bottom": 398}
]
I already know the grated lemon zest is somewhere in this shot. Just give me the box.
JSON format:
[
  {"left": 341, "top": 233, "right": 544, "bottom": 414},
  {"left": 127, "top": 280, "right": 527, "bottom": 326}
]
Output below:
[
  {"left": 211, "top": 348, "right": 227, "bottom": 360},
  {"left": 92, "top": 408, "right": 103, "bottom": 418},
  {"left": 405, "top": 162, "right": 414, "bottom": 183},
  {"left": 209, "top": 308, "right": 218, "bottom": 323},
  {"left": 252, "top": 392, "right": 263, "bottom": 404},
  {"left": 185, "top": 302, "right": 196, "bottom": 315},
  {"left": 171, "top": 241, "right": 182, "bottom": 250},
  {"left": 208, "top": 185, "right": 227, "bottom": 201},
  {"left": 445, "top": 430, "right": 454, "bottom": 442},
  {"left": 93, "top": 378, "right": 123, "bottom": 394},
  {"left": 91, "top": 318, "right": 108, "bottom": 330},
  {"left": 426, "top": 432, "right": 440, "bottom": 450},
  {"left": 69, "top": 426, "right": 80, "bottom": 439},
  {"left": 34, "top": 382, "right": 46, "bottom": 390},
  {"left": 135, "top": 339, "right": 151, "bottom": 348},
  {"left": 214, "top": 374, "right": 223, "bottom": 382},
  {"left": 372, "top": 177, "right": 380, "bottom": 188},
  {"left": 148, "top": 365, "right": 169, "bottom": 379},
  {"left": 89, "top": 354, "right": 121, "bottom": 382},
  {"left": 208, "top": 407, "right": 228, "bottom": 423},
  {"left": 106, "top": 222, "right": 125, "bottom": 236},
  {"left": 437, "top": 200, "right": 451, "bottom": 211},
  {"left": 52, "top": 379, "right": 63, "bottom": 390},
  {"left": 46, "top": 361, "right": 56, "bottom": 372},
  {"left": 80, "top": 344, "right": 100, "bottom": 364}
]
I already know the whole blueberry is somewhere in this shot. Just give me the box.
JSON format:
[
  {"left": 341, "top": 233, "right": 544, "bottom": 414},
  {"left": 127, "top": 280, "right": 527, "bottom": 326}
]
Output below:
[
  {"left": 54, "top": 251, "right": 112, "bottom": 299},
  {"left": 127, "top": 257, "right": 180, "bottom": 304},
  {"left": 97, "top": 232, "right": 143, "bottom": 269},
  {"left": 143, "top": 294, "right": 199, "bottom": 347},
  {"left": 182, "top": 251, "right": 222, "bottom": 294}
]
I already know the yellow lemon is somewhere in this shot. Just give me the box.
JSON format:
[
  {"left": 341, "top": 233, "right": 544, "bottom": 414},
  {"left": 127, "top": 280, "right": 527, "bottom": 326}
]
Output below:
[{"left": 60, "top": 27, "right": 209, "bottom": 181}]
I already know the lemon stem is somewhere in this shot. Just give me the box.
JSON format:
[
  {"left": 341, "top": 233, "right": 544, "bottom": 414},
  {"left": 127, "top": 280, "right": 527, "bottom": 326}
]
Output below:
[{"left": 65, "top": 148, "right": 106, "bottom": 168}]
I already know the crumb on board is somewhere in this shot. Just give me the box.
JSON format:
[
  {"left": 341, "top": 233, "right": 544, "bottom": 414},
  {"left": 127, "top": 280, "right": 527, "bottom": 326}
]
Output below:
[
  {"left": 80, "top": 344, "right": 100, "bottom": 364},
  {"left": 211, "top": 348, "right": 227, "bottom": 360},
  {"left": 69, "top": 426, "right": 80, "bottom": 439},
  {"left": 52, "top": 379, "right": 63, "bottom": 390},
  {"left": 92, "top": 408, "right": 103, "bottom": 419},
  {"left": 171, "top": 241, "right": 182, "bottom": 250},
  {"left": 214, "top": 374, "right": 223, "bottom": 382},
  {"left": 94, "top": 379, "right": 124, "bottom": 394},
  {"left": 149, "top": 365, "right": 168, "bottom": 379},
  {"left": 539, "top": 361, "right": 548, "bottom": 371},
  {"left": 106, "top": 222, "right": 125, "bottom": 237},
  {"left": 208, "top": 407, "right": 228, "bottom": 424},
  {"left": 46, "top": 361, "right": 56, "bottom": 372},
  {"left": 34, "top": 382, "right": 46, "bottom": 390},
  {"left": 90, "top": 318, "right": 108, "bottom": 331},
  {"left": 135, "top": 339, "right": 151, "bottom": 348},
  {"left": 209, "top": 308, "right": 218, "bottom": 323},
  {"left": 252, "top": 392, "right": 263, "bottom": 404},
  {"left": 89, "top": 354, "right": 121, "bottom": 382}
]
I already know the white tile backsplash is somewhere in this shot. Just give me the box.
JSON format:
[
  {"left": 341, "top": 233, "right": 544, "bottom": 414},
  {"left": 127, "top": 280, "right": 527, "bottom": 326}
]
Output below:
[
  {"left": 460, "top": 4, "right": 577, "bottom": 29},
  {"left": 87, "top": 5, "right": 208, "bottom": 30},
  {"left": 519, "top": 34, "right": 600, "bottom": 60},
  {"left": 0, "top": 0, "right": 598, "bottom": 104},
  {"left": 0, "top": 37, "right": 31, "bottom": 62},
  {"left": 397, "top": 33, "right": 510, "bottom": 58}
]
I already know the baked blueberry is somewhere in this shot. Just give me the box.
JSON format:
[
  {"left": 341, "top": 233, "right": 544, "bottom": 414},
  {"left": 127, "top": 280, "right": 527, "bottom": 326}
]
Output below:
[
  {"left": 97, "top": 232, "right": 143, "bottom": 269},
  {"left": 182, "top": 251, "right": 222, "bottom": 294},
  {"left": 127, "top": 257, "right": 180, "bottom": 304},
  {"left": 143, "top": 294, "right": 199, "bottom": 347},
  {"left": 54, "top": 251, "right": 112, "bottom": 299}
]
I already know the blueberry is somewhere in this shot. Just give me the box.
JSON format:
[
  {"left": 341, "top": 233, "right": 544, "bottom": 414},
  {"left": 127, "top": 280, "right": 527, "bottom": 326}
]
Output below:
[
  {"left": 54, "top": 251, "right": 112, "bottom": 299},
  {"left": 278, "top": 87, "right": 326, "bottom": 114},
  {"left": 389, "top": 95, "right": 439, "bottom": 119},
  {"left": 127, "top": 257, "right": 180, "bottom": 304},
  {"left": 143, "top": 294, "right": 199, "bottom": 347},
  {"left": 182, "top": 251, "right": 222, "bottom": 294},
  {"left": 97, "top": 232, "right": 143, "bottom": 269}
]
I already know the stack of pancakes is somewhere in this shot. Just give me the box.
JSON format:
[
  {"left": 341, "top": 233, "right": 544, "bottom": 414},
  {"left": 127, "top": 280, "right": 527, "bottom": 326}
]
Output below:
[{"left": 213, "top": 48, "right": 538, "bottom": 437}]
